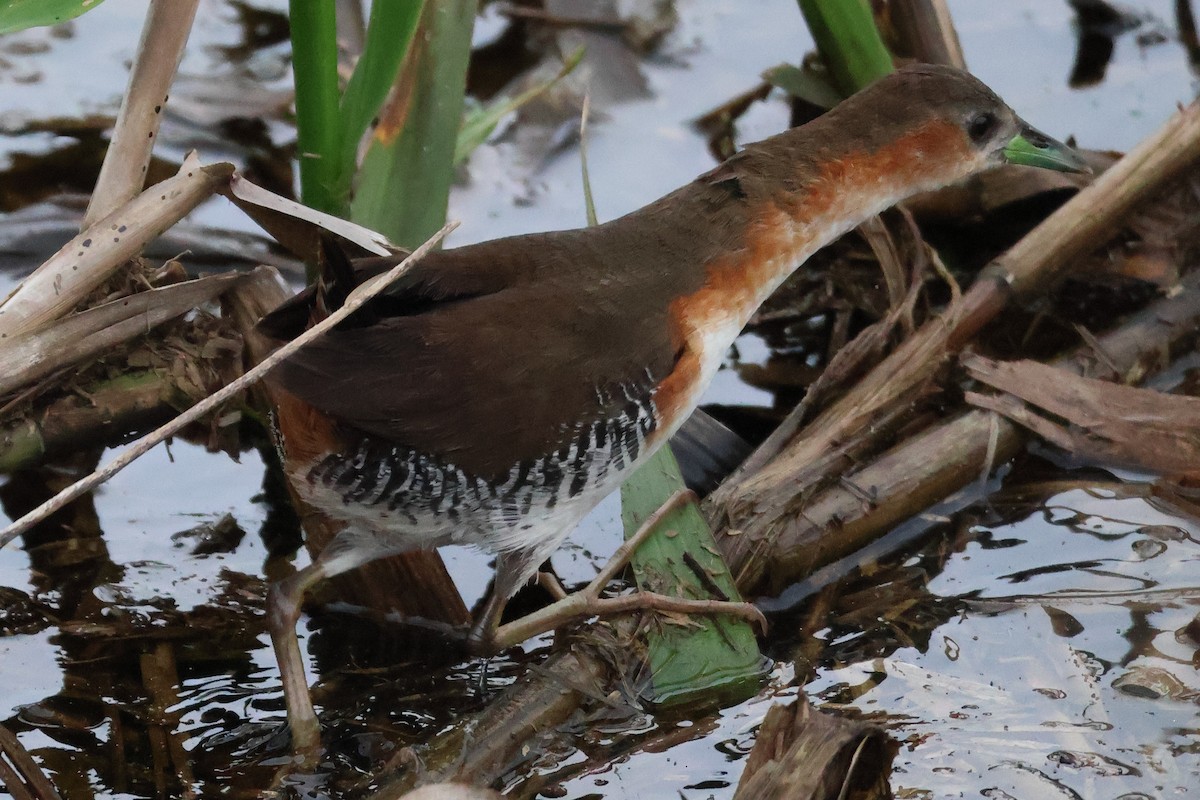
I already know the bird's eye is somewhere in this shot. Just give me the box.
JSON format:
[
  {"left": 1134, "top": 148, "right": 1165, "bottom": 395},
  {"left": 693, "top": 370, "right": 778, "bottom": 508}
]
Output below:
[{"left": 967, "top": 111, "right": 998, "bottom": 143}]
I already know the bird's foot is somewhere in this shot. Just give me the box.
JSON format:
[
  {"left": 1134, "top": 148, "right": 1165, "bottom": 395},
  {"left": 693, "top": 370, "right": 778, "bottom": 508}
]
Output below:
[
  {"left": 581, "top": 591, "right": 767, "bottom": 631},
  {"left": 536, "top": 570, "right": 569, "bottom": 601},
  {"left": 486, "top": 489, "right": 766, "bottom": 650},
  {"left": 486, "top": 582, "right": 767, "bottom": 651},
  {"left": 268, "top": 567, "right": 475, "bottom": 753}
]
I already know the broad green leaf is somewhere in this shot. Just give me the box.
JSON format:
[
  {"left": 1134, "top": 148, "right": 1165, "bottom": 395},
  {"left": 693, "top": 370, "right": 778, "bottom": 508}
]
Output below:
[
  {"left": 0, "top": 0, "right": 106, "bottom": 34},
  {"left": 621, "top": 447, "right": 764, "bottom": 707},
  {"left": 350, "top": 0, "right": 477, "bottom": 248},
  {"left": 337, "top": 0, "right": 426, "bottom": 208}
]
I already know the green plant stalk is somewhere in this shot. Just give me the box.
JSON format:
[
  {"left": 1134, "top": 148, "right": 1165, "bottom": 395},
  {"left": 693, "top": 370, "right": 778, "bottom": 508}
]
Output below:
[
  {"left": 797, "top": 0, "right": 893, "bottom": 96},
  {"left": 579, "top": 92, "right": 598, "bottom": 228},
  {"left": 350, "top": 0, "right": 478, "bottom": 247},
  {"left": 289, "top": 0, "right": 343, "bottom": 233},
  {"left": 335, "top": 0, "right": 426, "bottom": 209}
]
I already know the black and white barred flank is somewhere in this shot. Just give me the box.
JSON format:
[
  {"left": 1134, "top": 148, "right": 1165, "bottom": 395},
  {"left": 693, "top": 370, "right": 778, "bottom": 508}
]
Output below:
[{"left": 304, "top": 378, "right": 658, "bottom": 532}]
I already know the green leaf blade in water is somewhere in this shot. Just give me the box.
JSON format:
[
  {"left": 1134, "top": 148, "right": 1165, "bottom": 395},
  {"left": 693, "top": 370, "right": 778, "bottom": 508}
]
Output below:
[
  {"left": 621, "top": 446, "right": 765, "bottom": 708},
  {"left": 0, "top": 0, "right": 107, "bottom": 34}
]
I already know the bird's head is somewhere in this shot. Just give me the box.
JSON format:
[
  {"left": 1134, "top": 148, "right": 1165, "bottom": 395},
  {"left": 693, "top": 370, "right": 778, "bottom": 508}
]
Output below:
[{"left": 861, "top": 64, "right": 1089, "bottom": 178}]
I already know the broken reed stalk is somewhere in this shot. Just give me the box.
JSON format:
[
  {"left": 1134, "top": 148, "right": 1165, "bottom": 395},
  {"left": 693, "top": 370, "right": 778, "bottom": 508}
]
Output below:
[
  {"left": 0, "top": 372, "right": 209, "bottom": 474},
  {"left": 964, "top": 354, "right": 1200, "bottom": 474},
  {"left": 882, "top": 0, "right": 966, "bottom": 69},
  {"left": 0, "top": 1, "right": 203, "bottom": 355},
  {"left": 0, "top": 722, "right": 62, "bottom": 800},
  {"left": 0, "top": 221, "right": 458, "bottom": 550},
  {"left": 718, "top": 266, "right": 1200, "bottom": 592},
  {"left": 0, "top": 273, "right": 240, "bottom": 398},
  {"left": 84, "top": 0, "right": 200, "bottom": 226},
  {"left": 0, "top": 156, "right": 233, "bottom": 340},
  {"left": 225, "top": 268, "right": 467, "bottom": 625},
  {"left": 368, "top": 636, "right": 617, "bottom": 797},
  {"left": 732, "top": 696, "right": 895, "bottom": 800},
  {"left": 712, "top": 95, "right": 1200, "bottom": 521}
]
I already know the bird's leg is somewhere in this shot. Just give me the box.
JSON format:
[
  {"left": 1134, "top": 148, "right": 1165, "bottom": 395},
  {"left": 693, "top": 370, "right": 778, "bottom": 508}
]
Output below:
[
  {"left": 465, "top": 587, "right": 509, "bottom": 656},
  {"left": 265, "top": 561, "right": 331, "bottom": 753},
  {"left": 489, "top": 489, "right": 767, "bottom": 650},
  {"left": 266, "top": 534, "right": 429, "bottom": 750}
]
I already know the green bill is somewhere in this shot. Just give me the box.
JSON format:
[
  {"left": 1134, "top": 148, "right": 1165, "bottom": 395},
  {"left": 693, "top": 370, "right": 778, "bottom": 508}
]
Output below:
[{"left": 1004, "top": 123, "right": 1090, "bottom": 173}]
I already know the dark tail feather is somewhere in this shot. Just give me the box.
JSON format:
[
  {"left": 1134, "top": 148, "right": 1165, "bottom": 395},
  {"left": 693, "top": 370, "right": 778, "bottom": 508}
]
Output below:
[
  {"left": 255, "top": 235, "right": 356, "bottom": 341},
  {"left": 255, "top": 283, "right": 317, "bottom": 342},
  {"left": 314, "top": 235, "right": 358, "bottom": 317}
]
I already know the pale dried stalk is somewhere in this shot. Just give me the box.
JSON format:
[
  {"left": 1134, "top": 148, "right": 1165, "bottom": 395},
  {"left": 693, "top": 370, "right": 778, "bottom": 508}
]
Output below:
[
  {"left": 887, "top": 0, "right": 966, "bottom": 69},
  {"left": 0, "top": 723, "right": 62, "bottom": 800},
  {"left": 225, "top": 174, "right": 392, "bottom": 256},
  {"left": 0, "top": 274, "right": 239, "bottom": 397},
  {"left": 0, "top": 221, "right": 458, "bottom": 549},
  {"left": 85, "top": 0, "right": 201, "bottom": 225},
  {"left": 719, "top": 267, "right": 1200, "bottom": 590},
  {"left": 0, "top": 155, "right": 233, "bottom": 340}
]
